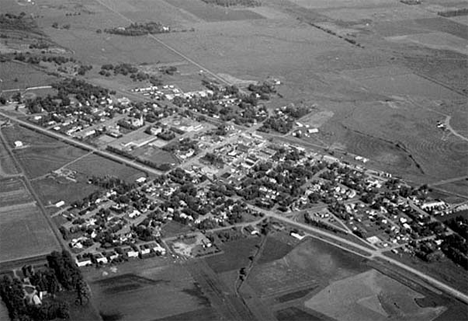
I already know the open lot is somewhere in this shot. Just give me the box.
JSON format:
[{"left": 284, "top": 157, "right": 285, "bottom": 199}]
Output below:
[
  {"left": 31, "top": 175, "right": 100, "bottom": 206},
  {"left": 67, "top": 153, "right": 146, "bottom": 182},
  {"left": 0, "top": 203, "right": 59, "bottom": 263},
  {"left": 304, "top": 269, "right": 446, "bottom": 321}
]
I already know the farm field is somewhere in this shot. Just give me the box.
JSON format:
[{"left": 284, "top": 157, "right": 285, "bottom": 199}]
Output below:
[
  {"left": 0, "top": 178, "right": 33, "bottom": 207},
  {"left": 0, "top": 132, "right": 20, "bottom": 178},
  {"left": 67, "top": 153, "right": 146, "bottom": 183},
  {"left": 304, "top": 269, "right": 446, "bottom": 321},
  {"left": 0, "top": 204, "right": 59, "bottom": 263},
  {"left": 90, "top": 264, "right": 216, "bottom": 321}
]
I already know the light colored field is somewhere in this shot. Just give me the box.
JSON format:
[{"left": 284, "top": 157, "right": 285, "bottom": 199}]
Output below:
[
  {"left": 67, "top": 153, "right": 145, "bottom": 182},
  {"left": 386, "top": 32, "right": 468, "bottom": 55},
  {"left": 248, "top": 238, "right": 368, "bottom": 297},
  {"left": 304, "top": 269, "right": 446, "bottom": 321},
  {"left": 320, "top": 6, "right": 434, "bottom": 22},
  {"left": 359, "top": 73, "right": 463, "bottom": 100},
  {"left": 0, "top": 178, "right": 33, "bottom": 207},
  {"left": 300, "top": 110, "right": 334, "bottom": 128},
  {"left": 0, "top": 204, "right": 59, "bottom": 263}
]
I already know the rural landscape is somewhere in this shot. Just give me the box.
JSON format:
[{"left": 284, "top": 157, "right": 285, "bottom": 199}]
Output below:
[{"left": 0, "top": 0, "right": 467, "bottom": 320}]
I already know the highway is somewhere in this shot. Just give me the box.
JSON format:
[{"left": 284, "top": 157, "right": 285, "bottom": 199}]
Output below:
[{"left": 0, "top": 111, "right": 164, "bottom": 176}]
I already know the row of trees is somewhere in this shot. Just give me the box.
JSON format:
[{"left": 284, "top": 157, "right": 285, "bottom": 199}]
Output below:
[{"left": 104, "top": 22, "right": 169, "bottom": 36}]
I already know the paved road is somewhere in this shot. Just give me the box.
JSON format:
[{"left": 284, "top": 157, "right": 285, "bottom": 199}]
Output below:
[
  {"left": 430, "top": 175, "right": 468, "bottom": 187},
  {"left": 0, "top": 111, "right": 164, "bottom": 176}
]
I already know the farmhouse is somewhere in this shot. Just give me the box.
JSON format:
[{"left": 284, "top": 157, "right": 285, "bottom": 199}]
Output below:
[{"left": 75, "top": 256, "right": 92, "bottom": 267}]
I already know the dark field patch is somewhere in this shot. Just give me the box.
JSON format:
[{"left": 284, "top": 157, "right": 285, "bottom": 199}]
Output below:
[
  {"left": 155, "top": 307, "right": 219, "bottom": 321},
  {"left": 161, "top": 220, "right": 193, "bottom": 238},
  {"left": 205, "top": 237, "right": 261, "bottom": 273},
  {"left": 257, "top": 235, "right": 294, "bottom": 265},
  {"left": 91, "top": 267, "right": 211, "bottom": 321},
  {"left": 95, "top": 273, "right": 166, "bottom": 286},
  {"left": 276, "top": 287, "right": 315, "bottom": 303},
  {"left": 100, "top": 312, "right": 123, "bottom": 321},
  {"left": 276, "top": 307, "right": 323, "bottom": 321}
]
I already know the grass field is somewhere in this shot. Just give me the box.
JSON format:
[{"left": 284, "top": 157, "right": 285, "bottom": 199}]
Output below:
[
  {"left": 31, "top": 175, "right": 100, "bottom": 206},
  {"left": 2, "top": 125, "right": 89, "bottom": 179},
  {"left": 67, "top": 153, "right": 146, "bottom": 183},
  {"left": 0, "top": 61, "right": 57, "bottom": 91},
  {"left": 0, "top": 133, "right": 20, "bottom": 178},
  {"left": 257, "top": 233, "right": 296, "bottom": 265},
  {"left": 205, "top": 237, "right": 261, "bottom": 273},
  {"left": 304, "top": 269, "right": 446, "bottom": 321},
  {"left": 0, "top": 204, "right": 59, "bottom": 263},
  {"left": 132, "top": 147, "right": 179, "bottom": 166},
  {"left": 161, "top": 221, "right": 193, "bottom": 238}
]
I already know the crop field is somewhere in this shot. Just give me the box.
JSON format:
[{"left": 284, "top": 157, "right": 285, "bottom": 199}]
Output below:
[
  {"left": 316, "top": 96, "right": 468, "bottom": 184},
  {"left": 90, "top": 264, "right": 214, "bottom": 321},
  {"left": 0, "top": 178, "right": 33, "bottom": 207},
  {"left": 0, "top": 204, "right": 59, "bottom": 263},
  {"left": 31, "top": 176, "right": 100, "bottom": 206},
  {"left": 2, "top": 125, "right": 89, "bottom": 178},
  {"left": 0, "top": 134, "right": 20, "bottom": 178},
  {"left": 275, "top": 307, "right": 323, "bottom": 321},
  {"left": 67, "top": 153, "right": 146, "bottom": 182},
  {"left": 205, "top": 237, "right": 261, "bottom": 273},
  {"left": 304, "top": 269, "right": 446, "bottom": 321}
]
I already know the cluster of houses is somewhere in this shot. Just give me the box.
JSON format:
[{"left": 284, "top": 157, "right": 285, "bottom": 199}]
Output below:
[{"left": 75, "top": 241, "right": 166, "bottom": 267}]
